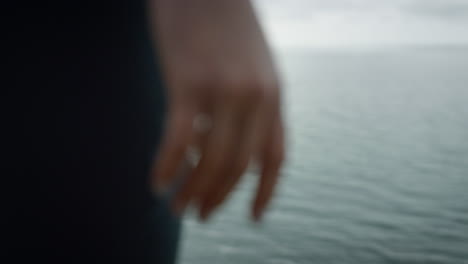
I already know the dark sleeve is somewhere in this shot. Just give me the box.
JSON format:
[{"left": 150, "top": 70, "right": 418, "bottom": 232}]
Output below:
[{"left": 3, "top": 1, "right": 180, "bottom": 262}]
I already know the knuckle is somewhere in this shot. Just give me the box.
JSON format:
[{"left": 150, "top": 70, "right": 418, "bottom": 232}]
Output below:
[
  {"left": 170, "top": 71, "right": 216, "bottom": 98},
  {"left": 218, "top": 76, "right": 267, "bottom": 104},
  {"left": 195, "top": 74, "right": 218, "bottom": 89}
]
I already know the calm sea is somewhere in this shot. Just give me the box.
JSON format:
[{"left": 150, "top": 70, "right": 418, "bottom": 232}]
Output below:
[{"left": 180, "top": 48, "right": 468, "bottom": 264}]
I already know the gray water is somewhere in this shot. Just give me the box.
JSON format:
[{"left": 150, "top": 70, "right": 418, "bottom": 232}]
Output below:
[{"left": 180, "top": 48, "right": 468, "bottom": 264}]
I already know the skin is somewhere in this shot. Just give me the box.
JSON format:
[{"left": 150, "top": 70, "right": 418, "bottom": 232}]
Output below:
[{"left": 149, "top": 0, "right": 285, "bottom": 222}]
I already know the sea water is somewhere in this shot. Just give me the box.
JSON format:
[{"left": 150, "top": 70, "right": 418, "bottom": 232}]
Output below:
[{"left": 180, "top": 47, "right": 468, "bottom": 264}]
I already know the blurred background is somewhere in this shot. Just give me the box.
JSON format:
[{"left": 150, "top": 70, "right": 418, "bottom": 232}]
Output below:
[{"left": 180, "top": 1, "right": 468, "bottom": 263}]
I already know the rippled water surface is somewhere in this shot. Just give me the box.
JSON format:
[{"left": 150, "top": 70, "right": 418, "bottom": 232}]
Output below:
[{"left": 180, "top": 48, "right": 468, "bottom": 264}]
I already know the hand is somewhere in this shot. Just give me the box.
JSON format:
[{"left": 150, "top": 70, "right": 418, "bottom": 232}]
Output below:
[{"left": 149, "top": 0, "right": 285, "bottom": 221}]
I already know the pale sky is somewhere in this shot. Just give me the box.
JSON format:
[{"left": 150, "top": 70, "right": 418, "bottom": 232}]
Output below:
[{"left": 253, "top": 0, "right": 468, "bottom": 48}]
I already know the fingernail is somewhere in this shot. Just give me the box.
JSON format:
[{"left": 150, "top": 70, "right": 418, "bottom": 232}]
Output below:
[
  {"left": 252, "top": 208, "right": 264, "bottom": 222},
  {"left": 198, "top": 202, "right": 208, "bottom": 222},
  {"left": 199, "top": 212, "right": 207, "bottom": 222}
]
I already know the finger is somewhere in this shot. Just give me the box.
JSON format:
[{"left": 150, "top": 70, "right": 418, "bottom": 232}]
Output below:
[
  {"left": 152, "top": 106, "right": 196, "bottom": 192},
  {"left": 204, "top": 95, "right": 275, "bottom": 211},
  {"left": 195, "top": 86, "right": 264, "bottom": 220},
  {"left": 252, "top": 118, "right": 285, "bottom": 222},
  {"left": 172, "top": 107, "right": 237, "bottom": 215},
  {"left": 198, "top": 139, "right": 251, "bottom": 220},
  {"left": 197, "top": 111, "right": 257, "bottom": 220},
  {"left": 198, "top": 85, "right": 276, "bottom": 220}
]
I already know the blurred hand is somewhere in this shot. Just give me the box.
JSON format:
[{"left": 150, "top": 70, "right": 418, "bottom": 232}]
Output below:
[{"left": 150, "top": 0, "right": 285, "bottom": 221}]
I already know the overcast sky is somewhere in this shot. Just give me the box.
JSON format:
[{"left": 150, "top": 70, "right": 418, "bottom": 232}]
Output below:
[{"left": 253, "top": 0, "right": 468, "bottom": 48}]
